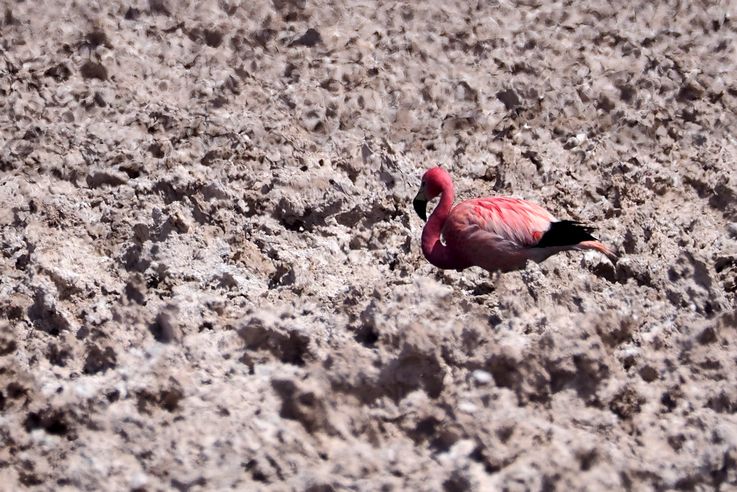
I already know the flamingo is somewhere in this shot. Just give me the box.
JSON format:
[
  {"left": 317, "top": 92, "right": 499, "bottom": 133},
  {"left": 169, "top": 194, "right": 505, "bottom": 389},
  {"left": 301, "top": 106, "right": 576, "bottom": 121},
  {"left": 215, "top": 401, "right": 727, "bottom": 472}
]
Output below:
[{"left": 412, "top": 167, "right": 616, "bottom": 273}]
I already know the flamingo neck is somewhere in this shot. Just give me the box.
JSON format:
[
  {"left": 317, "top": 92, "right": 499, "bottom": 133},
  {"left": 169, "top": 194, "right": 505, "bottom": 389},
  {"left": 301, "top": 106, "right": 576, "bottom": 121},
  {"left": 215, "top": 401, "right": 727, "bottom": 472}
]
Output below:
[{"left": 421, "top": 184, "right": 464, "bottom": 270}]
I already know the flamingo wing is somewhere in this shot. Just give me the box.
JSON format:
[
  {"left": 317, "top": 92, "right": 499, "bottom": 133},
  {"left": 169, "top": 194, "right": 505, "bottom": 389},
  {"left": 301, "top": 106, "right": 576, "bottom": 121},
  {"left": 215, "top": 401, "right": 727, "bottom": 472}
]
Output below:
[
  {"left": 446, "top": 197, "right": 555, "bottom": 247},
  {"left": 442, "top": 197, "right": 556, "bottom": 271}
]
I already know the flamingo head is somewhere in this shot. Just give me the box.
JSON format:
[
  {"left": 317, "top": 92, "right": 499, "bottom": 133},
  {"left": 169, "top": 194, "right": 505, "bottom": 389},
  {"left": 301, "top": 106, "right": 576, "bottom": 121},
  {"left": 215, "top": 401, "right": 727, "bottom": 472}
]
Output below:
[{"left": 413, "top": 166, "right": 451, "bottom": 221}]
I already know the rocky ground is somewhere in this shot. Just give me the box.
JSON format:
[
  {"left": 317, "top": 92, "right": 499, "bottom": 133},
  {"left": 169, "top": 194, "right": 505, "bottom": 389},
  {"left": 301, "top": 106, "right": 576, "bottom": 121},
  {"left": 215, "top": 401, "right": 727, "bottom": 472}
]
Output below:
[{"left": 1, "top": 0, "right": 736, "bottom": 490}]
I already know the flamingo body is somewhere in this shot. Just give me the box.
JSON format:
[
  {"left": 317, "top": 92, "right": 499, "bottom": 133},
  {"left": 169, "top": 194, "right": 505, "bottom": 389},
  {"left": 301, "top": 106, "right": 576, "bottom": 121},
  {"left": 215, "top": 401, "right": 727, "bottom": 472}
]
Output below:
[{"left": 413, "top": 167, "right": 616, "bottom": 273}]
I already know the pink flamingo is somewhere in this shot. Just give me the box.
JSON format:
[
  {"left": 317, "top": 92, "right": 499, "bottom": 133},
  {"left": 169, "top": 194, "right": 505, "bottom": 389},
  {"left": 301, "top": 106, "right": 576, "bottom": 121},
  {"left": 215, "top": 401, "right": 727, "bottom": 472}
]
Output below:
[{"left": 413, "top": 167, "right": 616, "bottom": 273}]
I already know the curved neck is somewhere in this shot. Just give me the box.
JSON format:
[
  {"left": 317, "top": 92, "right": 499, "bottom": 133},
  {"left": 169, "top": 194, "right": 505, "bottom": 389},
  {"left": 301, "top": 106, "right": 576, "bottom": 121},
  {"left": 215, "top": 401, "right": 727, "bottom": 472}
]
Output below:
[{"left": 421, "top": 184, "right": 463, "bottom": 270}]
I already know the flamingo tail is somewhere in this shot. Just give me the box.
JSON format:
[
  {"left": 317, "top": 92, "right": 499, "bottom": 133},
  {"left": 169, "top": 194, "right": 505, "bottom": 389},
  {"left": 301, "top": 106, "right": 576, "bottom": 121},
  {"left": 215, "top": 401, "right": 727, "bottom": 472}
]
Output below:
[{"left": 533, "top": 220, "right": 617, "bottom": 261}]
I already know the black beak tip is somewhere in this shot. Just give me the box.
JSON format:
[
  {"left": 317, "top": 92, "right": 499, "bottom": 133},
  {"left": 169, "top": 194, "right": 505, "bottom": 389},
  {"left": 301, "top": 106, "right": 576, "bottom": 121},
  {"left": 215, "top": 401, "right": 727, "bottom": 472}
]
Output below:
[{"left": 413, "top": 198, "right": 428, "bottom": 222}]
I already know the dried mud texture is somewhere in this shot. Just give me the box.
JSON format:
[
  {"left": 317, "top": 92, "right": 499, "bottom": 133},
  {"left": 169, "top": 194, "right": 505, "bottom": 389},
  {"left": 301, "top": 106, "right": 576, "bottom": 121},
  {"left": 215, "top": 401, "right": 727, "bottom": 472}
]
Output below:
[{"left": 1, "top": 0, "right": 737, "bottom": 490}]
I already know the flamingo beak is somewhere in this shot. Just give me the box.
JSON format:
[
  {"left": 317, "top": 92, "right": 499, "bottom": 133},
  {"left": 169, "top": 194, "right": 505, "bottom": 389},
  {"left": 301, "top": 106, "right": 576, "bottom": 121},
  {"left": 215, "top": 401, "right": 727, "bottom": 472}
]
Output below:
[{"left": 413, "top": 191, "right": 428, "bottom": 221}]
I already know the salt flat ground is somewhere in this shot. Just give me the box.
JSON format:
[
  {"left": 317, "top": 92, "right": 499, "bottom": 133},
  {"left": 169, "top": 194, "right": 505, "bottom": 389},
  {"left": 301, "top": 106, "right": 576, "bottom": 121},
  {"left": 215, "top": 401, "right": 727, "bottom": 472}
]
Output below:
[{"left": 1, "top": 1, "right": 736, "bottom": 490}]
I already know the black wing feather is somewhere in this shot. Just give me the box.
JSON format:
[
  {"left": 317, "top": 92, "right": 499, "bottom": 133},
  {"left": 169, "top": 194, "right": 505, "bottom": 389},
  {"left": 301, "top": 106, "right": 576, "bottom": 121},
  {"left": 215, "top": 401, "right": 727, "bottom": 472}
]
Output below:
[{"left": 533, "top": 220, "right": 598, "bottom": 248}]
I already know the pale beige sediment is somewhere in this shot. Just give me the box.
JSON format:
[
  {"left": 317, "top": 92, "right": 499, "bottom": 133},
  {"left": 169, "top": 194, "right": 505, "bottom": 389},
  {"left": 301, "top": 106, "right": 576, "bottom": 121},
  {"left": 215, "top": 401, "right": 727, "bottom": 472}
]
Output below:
[{"left": 1, "top": 0, "right": 736, "bottom": 490}]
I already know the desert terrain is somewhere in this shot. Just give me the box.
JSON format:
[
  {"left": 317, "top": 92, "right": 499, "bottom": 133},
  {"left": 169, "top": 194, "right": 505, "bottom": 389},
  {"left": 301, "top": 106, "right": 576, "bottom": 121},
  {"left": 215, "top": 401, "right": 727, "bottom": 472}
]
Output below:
[{"left": 1, "top": 0, "right": 736, "bottom": 490}]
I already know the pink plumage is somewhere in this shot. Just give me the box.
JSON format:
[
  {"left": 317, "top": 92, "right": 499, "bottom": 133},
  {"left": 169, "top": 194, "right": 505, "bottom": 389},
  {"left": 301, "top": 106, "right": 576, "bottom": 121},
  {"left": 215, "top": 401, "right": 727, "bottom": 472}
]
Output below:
[{"left": 413, "top": 167, "right": 616, "bottom": 273}]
